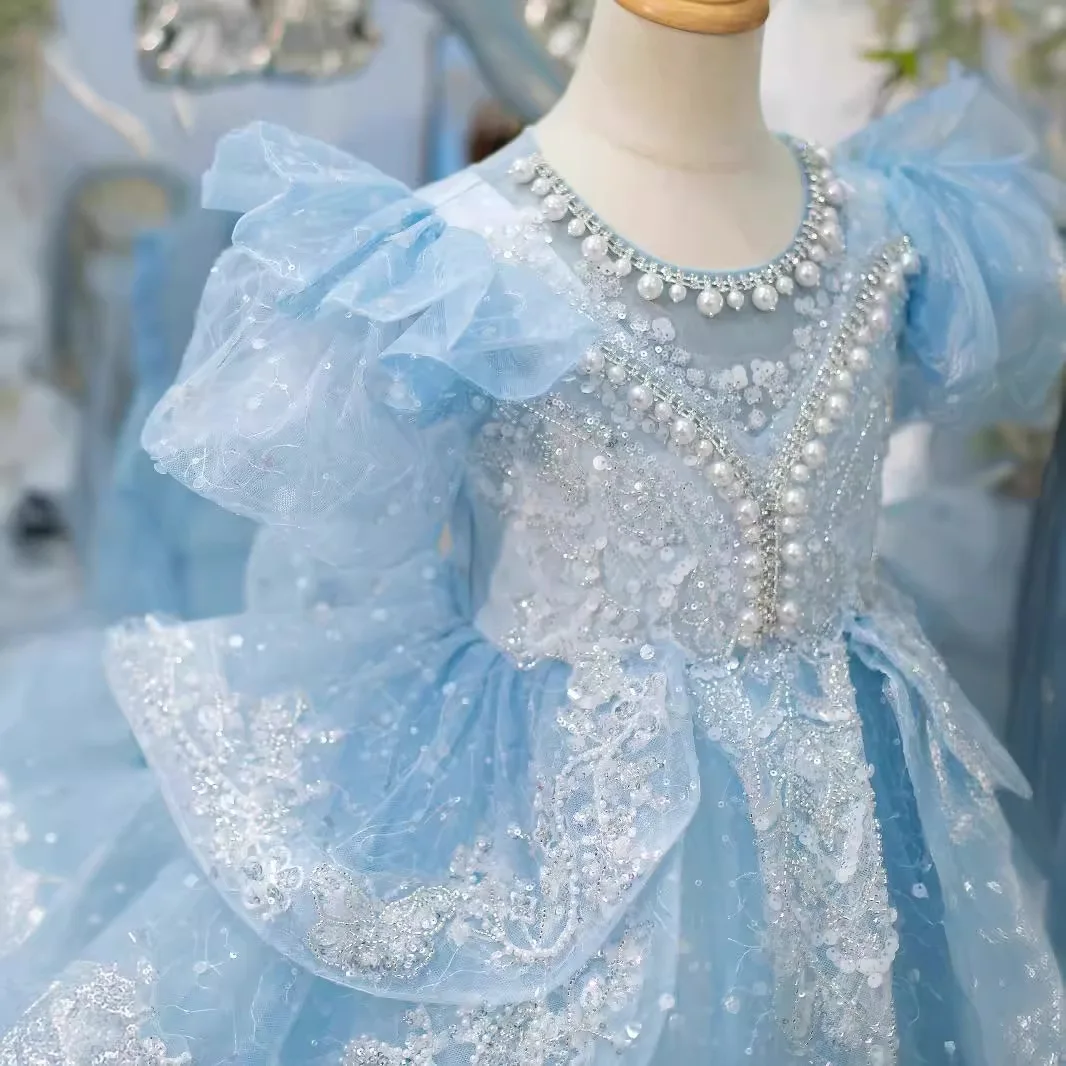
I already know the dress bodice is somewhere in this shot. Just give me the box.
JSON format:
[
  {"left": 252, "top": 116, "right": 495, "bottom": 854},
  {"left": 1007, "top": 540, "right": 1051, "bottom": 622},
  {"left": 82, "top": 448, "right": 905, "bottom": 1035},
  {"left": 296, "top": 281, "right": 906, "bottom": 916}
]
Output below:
[{"left": 445, "top": 135, "right": 914, "bottom": 662}]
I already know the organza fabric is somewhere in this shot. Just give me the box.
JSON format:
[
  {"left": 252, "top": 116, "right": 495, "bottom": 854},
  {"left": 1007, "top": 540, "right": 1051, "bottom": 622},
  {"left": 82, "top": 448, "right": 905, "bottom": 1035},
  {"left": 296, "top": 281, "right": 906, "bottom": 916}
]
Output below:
[
  {"left": 89, "top": 205, "right": 256, "bottom": 623},
  {"left": 0, "top": 73, "right": 1065, "bottom": 1066},
  {"left": 843, "top": 73, "right": 1066, "bottom": 425}
]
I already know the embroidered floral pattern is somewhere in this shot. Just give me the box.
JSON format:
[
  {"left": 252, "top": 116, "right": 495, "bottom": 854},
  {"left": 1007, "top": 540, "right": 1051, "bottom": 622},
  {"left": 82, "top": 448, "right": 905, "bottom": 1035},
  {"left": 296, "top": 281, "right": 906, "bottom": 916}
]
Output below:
[
  {"left": 341, "top": 924, "right": 658, "bottom": 1066},
  {"left": 106, "top": 621, "right": 695, "bottom": 990},
  {"left": 0, "top": 962, "right": 189, "bottom": 1066},
  {"left": 690, "top": 645, "right": 898, "bottom": 1058}
]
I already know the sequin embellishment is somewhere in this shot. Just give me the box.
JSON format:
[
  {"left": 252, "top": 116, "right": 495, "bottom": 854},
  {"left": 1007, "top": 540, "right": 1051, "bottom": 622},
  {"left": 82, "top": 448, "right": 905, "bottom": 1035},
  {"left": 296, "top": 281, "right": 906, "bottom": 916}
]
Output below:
[
  {"left": 106, "top": 620, "right": 696, "bottom": 989},
  {"left": 690, "top": 645, "right": 898, "bottom": 1060},
  {"left": 307, "top": 654, "right": 687, "bottom": 979},
  {"left": 0, "top": 962, "right": 190, "bottom": 1066},
  {"left": 342, "top": 923, "right": 658, "bottom": 1065},
  {"left": 576, "top": 239, "right": 915, "bottom": 647},
  {"left": 106, "top": 619, "right": 334, "bottom": 921}
]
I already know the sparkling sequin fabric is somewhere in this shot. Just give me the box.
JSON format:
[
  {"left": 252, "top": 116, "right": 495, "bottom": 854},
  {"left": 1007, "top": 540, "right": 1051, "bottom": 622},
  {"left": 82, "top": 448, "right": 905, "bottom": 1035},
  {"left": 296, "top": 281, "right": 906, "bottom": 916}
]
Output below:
[
  {"left": 0, "top": 73, "right": 1064, "bottom": 1066},
  {"left": 0, "top": 962, "right": 189, "bottom": 1066}
]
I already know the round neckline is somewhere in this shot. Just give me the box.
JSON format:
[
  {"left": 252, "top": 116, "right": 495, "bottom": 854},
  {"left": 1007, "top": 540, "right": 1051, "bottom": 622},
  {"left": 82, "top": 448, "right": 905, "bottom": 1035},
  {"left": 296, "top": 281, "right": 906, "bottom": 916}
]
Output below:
[{"left": 519, "top": 129, "right": 817, "bottom": 280}]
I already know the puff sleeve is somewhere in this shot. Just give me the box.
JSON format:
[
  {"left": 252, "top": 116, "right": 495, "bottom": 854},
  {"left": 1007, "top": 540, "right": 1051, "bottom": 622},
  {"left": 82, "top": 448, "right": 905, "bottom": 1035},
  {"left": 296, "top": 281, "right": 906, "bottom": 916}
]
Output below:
[
  {"left": 843, "top": 73, "right": 1066, "bottom": 424},
  {"left": 141, "top": 122, "right": 598, "bottom": 570}
]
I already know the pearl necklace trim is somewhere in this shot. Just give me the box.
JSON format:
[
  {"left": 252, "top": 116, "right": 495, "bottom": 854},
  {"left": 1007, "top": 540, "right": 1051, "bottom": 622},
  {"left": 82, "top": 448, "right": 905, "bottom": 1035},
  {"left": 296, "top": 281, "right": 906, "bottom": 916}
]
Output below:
[
  {"left": 509, "top": 140, "right": 848, "bottom": 318},
  {"left": 577, "top": 237, "right": 919, "bottom": 647}
]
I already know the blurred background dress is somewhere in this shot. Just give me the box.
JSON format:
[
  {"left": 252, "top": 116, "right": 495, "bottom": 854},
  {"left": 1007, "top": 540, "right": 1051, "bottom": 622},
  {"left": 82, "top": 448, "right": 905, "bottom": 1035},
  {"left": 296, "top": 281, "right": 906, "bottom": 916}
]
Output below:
[{"left": 87, "top": 204, "right": 254, "bottom": 623}]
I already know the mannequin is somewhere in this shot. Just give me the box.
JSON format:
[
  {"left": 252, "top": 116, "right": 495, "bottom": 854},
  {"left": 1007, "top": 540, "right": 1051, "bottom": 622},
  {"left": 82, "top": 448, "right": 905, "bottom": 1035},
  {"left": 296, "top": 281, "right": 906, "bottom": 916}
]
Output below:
[
  {"left": 618, "top": 0, "right": 769, "bottom": 33},
  {"left": 534, "top": 0, "right": 800, "bottom": 271}
]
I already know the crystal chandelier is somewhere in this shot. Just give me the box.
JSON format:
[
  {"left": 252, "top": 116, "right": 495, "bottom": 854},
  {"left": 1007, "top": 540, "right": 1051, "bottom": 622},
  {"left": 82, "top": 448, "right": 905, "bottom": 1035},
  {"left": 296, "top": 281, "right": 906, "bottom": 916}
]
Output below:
[
  {"left": 523, "top": 0, "right": 593, "bottom": 69},
  {"left": 136, "top": 0, "right": 379, "bottom": 86}
]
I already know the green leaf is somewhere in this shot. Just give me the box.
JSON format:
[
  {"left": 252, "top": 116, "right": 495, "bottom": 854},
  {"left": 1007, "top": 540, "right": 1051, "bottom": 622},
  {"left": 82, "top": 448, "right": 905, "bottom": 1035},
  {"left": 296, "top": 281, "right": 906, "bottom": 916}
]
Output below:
[
  {"left": 863, "top": 47, "right": 921, "bottom": 79},
  {"left": 993, "top": 7, "right": 1024, "bottom": 34}
]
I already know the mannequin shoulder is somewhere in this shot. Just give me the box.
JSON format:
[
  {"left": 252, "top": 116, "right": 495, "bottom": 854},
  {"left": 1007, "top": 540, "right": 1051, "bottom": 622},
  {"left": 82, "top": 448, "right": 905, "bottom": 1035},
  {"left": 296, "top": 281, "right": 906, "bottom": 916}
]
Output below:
[{"left": 416, "top": 167, "right": 488, "bottom": 211}]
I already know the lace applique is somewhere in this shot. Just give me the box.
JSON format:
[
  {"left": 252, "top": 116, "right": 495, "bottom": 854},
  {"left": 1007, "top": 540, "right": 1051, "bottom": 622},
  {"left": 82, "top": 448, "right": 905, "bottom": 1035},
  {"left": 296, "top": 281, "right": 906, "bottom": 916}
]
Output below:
[
  {"left": 0, "top": 773, "right": 46, "bottom": 957},
  {"left": 472, "top": 399, "right": 744, "bottom": 663},
  {"left": 689, "top": 644, "right": 899, "bottom": 1062},
  {"left": 106, "top": 620, "right": 695, "bottom": 987},
  {"left": 308, "top": 874, "right": 458, "bottom": 976},
  {"left": 342, "top": 923, "right": 658, "bottom": 1065},
  {"left": 307, "top": 652, "right": 682, "bottom": 977},
  {"left": 0, "top": 962, "right": 189, "bottom": 1066},
  {"left": 108, "top": 620, "right": 335, "bottom": 920}
]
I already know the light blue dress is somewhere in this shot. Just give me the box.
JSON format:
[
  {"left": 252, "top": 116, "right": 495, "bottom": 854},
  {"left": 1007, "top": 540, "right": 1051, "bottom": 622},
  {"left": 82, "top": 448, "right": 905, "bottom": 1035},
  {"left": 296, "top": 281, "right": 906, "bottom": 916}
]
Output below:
[
  {"left": 1009, "top": 410, "right": 1066, "bottom": 955},
  {"left": 0, "top": 74, "right": 1064, "bottom": 1066},
  {"left": 87, "top": 206, "right": 256, "bottom": 623}
]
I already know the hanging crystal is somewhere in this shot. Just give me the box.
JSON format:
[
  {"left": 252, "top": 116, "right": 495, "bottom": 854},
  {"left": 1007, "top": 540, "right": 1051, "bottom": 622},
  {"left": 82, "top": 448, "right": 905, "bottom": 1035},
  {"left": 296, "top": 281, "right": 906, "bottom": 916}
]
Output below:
[
  {"left": 136, "top": 0, "right": 379, "bottom": 86},
  {"left": 523, "top": 0, "right": 593, "bottom": 69}
]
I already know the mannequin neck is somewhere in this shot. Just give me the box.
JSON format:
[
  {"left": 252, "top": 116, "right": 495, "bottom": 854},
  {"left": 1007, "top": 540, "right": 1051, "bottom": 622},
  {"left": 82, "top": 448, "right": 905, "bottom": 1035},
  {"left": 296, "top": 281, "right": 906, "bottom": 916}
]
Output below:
[
  {"left": 538, "top": 0, "right": 775, "bottom": 173},
  {"left": 530, "top": 0, "right": 802, "bottom": 271}
]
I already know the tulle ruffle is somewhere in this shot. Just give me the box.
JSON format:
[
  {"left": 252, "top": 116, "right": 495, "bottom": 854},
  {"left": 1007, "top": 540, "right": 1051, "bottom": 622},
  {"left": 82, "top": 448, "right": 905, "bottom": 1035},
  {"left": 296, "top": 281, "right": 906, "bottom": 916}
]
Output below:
[
  {"left": 100, "top": 547, "right": 699, "bottom": 1007},
  {"left": 848, "top": 600, "right": 1063, "bottom": 1065},
  {"left": 842, "top": 72, "right": 1066, "bottom": 424},
  {"left": 141, "top": 123, "right": 597, "bottom": 568}
]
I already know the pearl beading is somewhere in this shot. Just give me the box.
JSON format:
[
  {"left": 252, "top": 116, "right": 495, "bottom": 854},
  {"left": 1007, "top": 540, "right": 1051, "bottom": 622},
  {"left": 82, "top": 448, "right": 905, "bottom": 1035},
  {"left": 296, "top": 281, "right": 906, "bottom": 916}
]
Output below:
[
  {"left": 577, "top": 238, "right": 918, "bottom": 647},
  {"left": 510, "top": 141, "right": 848, "bottom": 318}
]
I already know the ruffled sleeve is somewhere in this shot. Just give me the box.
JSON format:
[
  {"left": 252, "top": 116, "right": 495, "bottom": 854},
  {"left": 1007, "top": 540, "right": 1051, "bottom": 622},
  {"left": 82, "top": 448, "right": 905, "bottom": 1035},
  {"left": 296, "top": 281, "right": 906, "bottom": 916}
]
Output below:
[
  {"left": 142, "top": 122, "right": 598, "bottom": 569},
  {"left": 843, "top": 73, "right": 1066, "bottom": 424}
]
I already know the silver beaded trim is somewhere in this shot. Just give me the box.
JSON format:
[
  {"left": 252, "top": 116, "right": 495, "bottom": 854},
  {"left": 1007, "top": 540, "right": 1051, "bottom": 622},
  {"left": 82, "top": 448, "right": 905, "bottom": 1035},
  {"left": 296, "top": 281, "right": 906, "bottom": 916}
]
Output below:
[
  {"left": 762, "top": 237, "right": 915, "bottom": 637},
  {"left": 510, "top": 140, "right": 848, "bottom": 316},
  {"left": 576, "top": 237, "right": 918, "bottom": 646}
]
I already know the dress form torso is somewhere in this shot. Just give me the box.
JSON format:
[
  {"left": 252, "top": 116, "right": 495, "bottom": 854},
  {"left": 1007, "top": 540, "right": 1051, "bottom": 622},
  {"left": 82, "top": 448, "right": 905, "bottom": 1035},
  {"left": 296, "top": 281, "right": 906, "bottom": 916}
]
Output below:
[{"left": 533, "top": 0, "right": 802, "bottom": 272}]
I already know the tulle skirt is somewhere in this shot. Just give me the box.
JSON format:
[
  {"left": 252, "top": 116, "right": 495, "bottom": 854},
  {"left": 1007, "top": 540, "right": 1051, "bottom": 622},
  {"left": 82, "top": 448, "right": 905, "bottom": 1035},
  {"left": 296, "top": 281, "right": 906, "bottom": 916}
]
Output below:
[{"left": 0, "top": 568, "right": 1061, "bottom": 1065}]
